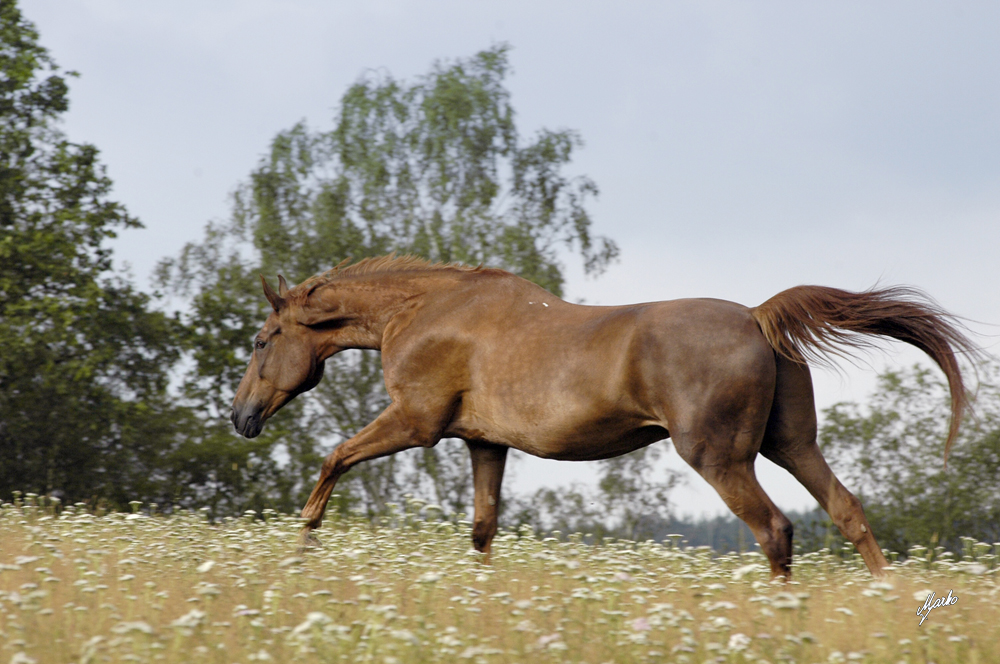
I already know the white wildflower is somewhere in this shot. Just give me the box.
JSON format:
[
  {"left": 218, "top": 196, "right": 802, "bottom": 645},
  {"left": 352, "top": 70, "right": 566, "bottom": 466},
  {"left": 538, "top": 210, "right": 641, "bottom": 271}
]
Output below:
[
  {"left": 291, "top": 611, "right": 332, "bottom": 636},
  {"left": 728, "top": 633, "right": 751, "bottom": 651},
  {"left": 631, "top": 617, "right": 651, "bottom": 631},
  {"left": 418, "top": 571, "right": 442, "bottom": 584},
  {"left": 78, "top": 636, "right": 103, "bottom": 664},
  {"left": 706, "top": 601, "right": 737, "bottom": 611},
  {"left": 170, "top": 609, "right": 206, "bottom": 630},
  {"left": 515, "top": 620, "right": 536, "bottom": 632},
  {"left": 535, "top": 632, "right": 567, "bottom": 651},
  {"left": 196, "top": 583, "right": 221, "bottom": 596},
  {"left": 732, "top": 563, "right": 764, "bottom": 581},
  {"left": 391, "top": 629, "right": 418, "bottom": 644},
  {"left": 771, "top": 592, "right": 801, "bottom": 610},
  {"left": 111, "top": 621, "right": 154, "bottom": 635}
]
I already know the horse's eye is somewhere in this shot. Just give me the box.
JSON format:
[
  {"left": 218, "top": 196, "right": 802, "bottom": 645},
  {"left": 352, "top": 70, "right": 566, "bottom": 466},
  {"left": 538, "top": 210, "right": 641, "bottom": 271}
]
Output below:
[{"left": 255, "top": 339, "right": 267, "bottom": 350}]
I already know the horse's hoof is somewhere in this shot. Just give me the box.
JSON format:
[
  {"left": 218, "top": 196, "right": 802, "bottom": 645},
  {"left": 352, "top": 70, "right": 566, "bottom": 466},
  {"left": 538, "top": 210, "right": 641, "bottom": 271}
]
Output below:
[{"left": 298, "top": 530, "right": 323, "bottom": 552}]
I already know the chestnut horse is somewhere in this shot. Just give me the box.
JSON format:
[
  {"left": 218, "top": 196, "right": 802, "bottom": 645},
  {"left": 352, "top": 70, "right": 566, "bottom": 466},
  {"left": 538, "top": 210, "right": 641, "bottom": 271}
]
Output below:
[{"left": 231, "top": 255, "right": 974, "bottom": 578}]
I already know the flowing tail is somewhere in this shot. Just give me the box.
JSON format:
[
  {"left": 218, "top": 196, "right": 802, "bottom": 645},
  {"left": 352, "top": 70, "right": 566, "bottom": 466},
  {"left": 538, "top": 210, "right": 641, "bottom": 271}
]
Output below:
[{"left": 751, "top": 285, "right": 977, "bottom": 460}]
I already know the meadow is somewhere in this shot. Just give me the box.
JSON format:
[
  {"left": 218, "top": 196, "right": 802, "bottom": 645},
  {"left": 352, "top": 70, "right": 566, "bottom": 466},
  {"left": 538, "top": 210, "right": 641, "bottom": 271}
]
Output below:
[{"left": 1, "top": 494, "right": 997, "bottom": 664}]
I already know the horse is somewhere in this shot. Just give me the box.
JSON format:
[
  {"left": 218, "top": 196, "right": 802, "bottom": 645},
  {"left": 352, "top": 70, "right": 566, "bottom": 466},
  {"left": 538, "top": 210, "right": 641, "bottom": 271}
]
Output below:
[{"left": 231, "top": 255, "right": 975, "bottom": 578}]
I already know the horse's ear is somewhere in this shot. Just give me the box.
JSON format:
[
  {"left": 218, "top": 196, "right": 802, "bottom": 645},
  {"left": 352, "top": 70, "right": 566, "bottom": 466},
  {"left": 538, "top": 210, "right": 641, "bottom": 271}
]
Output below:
[
  {"left": 277, "top": 274, "right": 290, "bottom": 297},
  {"left": 260, "top": 275, "right": 285, "bottom": 313}
]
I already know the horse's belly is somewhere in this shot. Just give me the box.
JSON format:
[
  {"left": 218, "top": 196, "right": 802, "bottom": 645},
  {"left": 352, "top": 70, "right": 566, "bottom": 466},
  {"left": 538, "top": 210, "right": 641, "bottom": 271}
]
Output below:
[
  {"left": 521, "top": 423, "right": 669, "bottom": 461},
  {"left": 446, "top": 406, "right": 668, "bottom": 461}
]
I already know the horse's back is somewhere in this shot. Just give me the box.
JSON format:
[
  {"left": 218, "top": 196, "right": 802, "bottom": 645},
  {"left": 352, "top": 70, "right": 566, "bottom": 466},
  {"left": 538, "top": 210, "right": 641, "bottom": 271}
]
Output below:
[{"left": 407, "top": 276, "right": 777, "bottom": 407}]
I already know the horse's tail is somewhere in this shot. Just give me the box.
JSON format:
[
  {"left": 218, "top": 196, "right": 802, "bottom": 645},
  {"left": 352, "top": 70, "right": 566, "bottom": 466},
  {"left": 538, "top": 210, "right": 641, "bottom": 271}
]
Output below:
[{"left": 751, "top": 285, "right": 977, "bottom": 460}]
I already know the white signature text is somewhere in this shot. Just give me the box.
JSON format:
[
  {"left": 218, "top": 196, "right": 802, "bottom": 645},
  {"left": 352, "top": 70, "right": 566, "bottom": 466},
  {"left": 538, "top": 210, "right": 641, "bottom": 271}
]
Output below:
[{"left": 916, "top": 590, "right": 958, "bottom": 625}]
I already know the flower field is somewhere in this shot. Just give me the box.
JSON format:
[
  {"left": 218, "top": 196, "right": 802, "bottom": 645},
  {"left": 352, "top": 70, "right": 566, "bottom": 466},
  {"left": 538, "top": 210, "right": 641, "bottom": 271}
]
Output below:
[{"left": 1, "top": 495, "right": 998, "bottom": 664}]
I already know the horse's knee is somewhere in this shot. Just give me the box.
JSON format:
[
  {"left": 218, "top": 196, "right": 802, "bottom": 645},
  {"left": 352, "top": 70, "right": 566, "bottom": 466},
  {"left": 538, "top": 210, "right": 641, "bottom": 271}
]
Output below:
[{"left": 320, "top": 454, "right": 339, "bottom": 477}]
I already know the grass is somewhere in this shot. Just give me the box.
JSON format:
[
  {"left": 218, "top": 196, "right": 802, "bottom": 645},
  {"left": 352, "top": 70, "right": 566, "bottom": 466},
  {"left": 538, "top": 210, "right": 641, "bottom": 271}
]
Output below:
[{"left": 1, "top": 494, "right": 998, "bottom": 664}]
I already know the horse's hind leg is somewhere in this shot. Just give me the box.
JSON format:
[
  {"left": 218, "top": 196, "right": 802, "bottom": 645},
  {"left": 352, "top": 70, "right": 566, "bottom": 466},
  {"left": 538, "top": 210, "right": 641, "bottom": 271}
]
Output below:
[
  {"left": 671, "top": 425, "right": 795, "bottom": 578},
  {"left": 760, "top": 355, "right": 890, "bottom": 577},
  {"left": 668, "top": 350, "right": 795, "bottom": 577},
  {"left": 685, "top": 454, "right": 795, "bottom": 578}
]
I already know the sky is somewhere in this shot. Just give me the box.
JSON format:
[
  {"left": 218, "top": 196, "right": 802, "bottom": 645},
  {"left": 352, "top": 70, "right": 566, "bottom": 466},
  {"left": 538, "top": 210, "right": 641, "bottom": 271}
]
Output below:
[{"left": 21, "top": 0, "right": 1000, "bottom": 518}]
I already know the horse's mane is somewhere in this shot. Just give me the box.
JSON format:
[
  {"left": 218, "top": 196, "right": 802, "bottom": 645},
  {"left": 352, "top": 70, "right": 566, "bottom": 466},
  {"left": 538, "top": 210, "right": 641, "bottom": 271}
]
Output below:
[{"left": 290, "top": 254, "right": 483, "bottom": 300}]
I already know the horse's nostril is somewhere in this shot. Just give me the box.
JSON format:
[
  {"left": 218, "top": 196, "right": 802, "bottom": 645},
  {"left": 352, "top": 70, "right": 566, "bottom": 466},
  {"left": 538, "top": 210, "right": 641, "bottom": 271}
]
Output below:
[{"left": 241, "top": 413, "right": 263, "bottom": 439}]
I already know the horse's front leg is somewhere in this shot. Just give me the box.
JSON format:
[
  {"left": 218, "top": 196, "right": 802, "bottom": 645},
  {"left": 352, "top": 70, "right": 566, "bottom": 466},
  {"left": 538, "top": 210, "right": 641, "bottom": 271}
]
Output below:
[
  {"left": 467, "top": 441, "right": 508, "bottom": 561},
  {"left": 300, "top": 404, "right": 440, "bottom": 543}
]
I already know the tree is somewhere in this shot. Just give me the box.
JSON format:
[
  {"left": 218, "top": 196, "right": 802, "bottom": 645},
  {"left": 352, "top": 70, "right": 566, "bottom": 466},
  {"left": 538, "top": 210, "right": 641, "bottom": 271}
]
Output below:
[
  {"left": 0, "top": 1, "right": 187, "bottom": 506},
  {"left": 157, "top": 45, "right": 620, "bottom": 516},
  {"left": 819, "top": 362, "right": 1000, "bottom": 555}
]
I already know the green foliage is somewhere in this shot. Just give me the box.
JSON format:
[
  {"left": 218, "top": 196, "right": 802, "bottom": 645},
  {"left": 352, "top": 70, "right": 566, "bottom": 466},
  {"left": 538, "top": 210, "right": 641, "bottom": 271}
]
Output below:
[
  {"left": 0, "top": 1, "right": 186, "bottom": 506},
  {"left": 820, "top": 362, "right": 1000, "bottom": 555},
  {"left": 156, "top": 44, "right": 618, "bottom": 516}
]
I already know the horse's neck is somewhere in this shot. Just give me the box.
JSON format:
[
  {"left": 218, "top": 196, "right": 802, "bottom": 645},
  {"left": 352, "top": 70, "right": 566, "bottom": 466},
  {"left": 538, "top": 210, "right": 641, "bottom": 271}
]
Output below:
[{"left": 334, "top": 272, "right": 459, "bottom": 349}]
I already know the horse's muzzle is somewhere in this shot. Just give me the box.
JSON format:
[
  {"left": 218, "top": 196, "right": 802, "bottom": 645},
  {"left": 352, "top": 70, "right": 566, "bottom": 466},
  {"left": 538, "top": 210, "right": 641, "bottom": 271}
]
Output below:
[{"left": 231, "top": 405, "right": 264, "bottom": 439}]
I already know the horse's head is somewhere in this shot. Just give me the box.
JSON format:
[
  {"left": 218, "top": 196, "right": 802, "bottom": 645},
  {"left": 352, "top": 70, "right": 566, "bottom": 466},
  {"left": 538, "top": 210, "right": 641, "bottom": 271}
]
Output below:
[{"left": 231, "top": 275, "right": 329, "bottom": 438}]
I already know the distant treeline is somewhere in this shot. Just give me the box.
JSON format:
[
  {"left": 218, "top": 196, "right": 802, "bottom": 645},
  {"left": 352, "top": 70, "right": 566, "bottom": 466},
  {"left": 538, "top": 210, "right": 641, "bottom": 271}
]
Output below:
[{"left": 635, "top": 508, "right": 844, "bottom": 554}]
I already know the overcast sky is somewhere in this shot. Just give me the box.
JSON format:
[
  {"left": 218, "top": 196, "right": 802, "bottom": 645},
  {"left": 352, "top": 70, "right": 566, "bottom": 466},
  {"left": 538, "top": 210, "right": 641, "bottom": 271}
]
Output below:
[{"left": 22, "top": 0, "right": 1000, "bottom": 518}]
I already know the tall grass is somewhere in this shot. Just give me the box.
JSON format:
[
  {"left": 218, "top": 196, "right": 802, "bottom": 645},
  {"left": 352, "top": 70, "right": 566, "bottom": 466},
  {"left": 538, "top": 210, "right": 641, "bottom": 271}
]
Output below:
[{"left": 1, "top": 494, "right": 997, "bottom": 663}]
